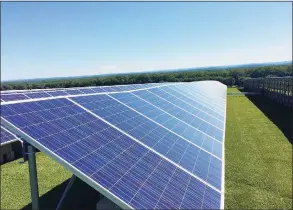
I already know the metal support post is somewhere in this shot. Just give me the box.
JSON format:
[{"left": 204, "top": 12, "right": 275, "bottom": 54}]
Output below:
[
  {"left": 56, "top": 174, "right": 77, "bottom": 210},
  {"left": 19, "top": 140, "right": 28, "bottom": 164},
  {"left": 27, "top": 144, "right": 40, "bottom": 210}
]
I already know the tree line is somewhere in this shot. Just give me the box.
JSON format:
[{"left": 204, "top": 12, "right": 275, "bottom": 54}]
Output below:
[{"left": 1, "top": 64, "right": 292, "bottom": 91}]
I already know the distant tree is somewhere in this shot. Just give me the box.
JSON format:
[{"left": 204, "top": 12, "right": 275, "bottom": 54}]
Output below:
[{"left": 1, "top": 64, "right": 291, "bottom": 90}]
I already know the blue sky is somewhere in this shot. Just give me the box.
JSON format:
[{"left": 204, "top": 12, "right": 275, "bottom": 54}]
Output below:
[{"left": 1, "top": 2, "right": 292, "bottom": 81}]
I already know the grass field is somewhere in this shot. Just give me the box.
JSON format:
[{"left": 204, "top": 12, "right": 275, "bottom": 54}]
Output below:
[
  {"left": 1, "top": 87, "right": 292, "bottom": 209},
  {"left": 225, "top": 88, "right": 292, "bottom": 209},
  {"left": 0, "top": 153, "right": 100, "bottom": 210}
]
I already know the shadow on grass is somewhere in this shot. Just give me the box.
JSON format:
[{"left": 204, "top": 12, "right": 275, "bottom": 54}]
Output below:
[
  {"left": 21, "top": 177, "right": 100, "bottom": 210},
  {"left": 238, "top": 88, "right": 293, "bottom": 144}
]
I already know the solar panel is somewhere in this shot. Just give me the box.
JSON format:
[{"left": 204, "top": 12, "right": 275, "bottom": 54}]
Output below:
[
  {"left": 174, "top": 84, "right": 225, "bottom": 114},
  {"left": 110, "top": 92, "right": 222, "bottom": 158},
  {"left": 149, "top": 87, "right": 225, "bottom": 129},
  {"left": 0, "top": 84, "right": 166, "bottom": 102},
  {"left": 26, "top": 92, "right": 52, "bottom": 99},
  {"left": 100, "top": 86, "right": 119, "bottom": 92},
  {"left": 131, "top": 90, "right": 224, "bottom": 140},
  {"left": 78, "top": 88, "right": 96, "bottom": 94},
  {"left": 91, "top": 87, "right": 107, "bottom": 93},
  {"left": 1, "top": 93, "right": 30, "bottom": 102},
  {"left": 64, "top": 89, "right": 84, "bottom": 95},
  {"left": 117, "top": 85, "right": 132, "bottom": 91},
  {"left": 1, "top": 125, "right": 19, "bottom": 145},
  {"left": 1, "top": 81, "right": 226, "bottom": 209},
  {"left": 72, "top": 94, "right": 222, "bottom": 189},
  {"left": 167, "top": 85, "right": 225, "bottom": 118},
  {"left": 46, "top": 90, "right": 70, "bottom": 97}
]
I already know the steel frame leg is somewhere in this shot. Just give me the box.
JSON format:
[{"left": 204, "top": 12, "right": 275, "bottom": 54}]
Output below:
[
  {"left": 19, "top": 140, "right": 28, "bottom": 164},
  {"left": 27, "top": 144, "right": 40, "bottom": 210},
  {"left": 56, "top": 174, "right": 77, "bottom": 210}
]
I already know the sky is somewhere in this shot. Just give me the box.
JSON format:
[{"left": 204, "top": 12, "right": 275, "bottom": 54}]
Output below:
[{"left": 1, "top": 2, "right": 292, "bottom": 81}]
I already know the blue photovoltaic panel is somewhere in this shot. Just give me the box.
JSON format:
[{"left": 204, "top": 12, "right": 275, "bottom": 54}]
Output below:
[
  {"left": 1, "top": 93, "right": 30, "bottom": 102},
  {"left": 0, "top": 83, "right": 170, "bottom": 102},
  {"left": 72, "top": 94, "right": 222, "bottom": 190},
  {"left": 149, "top": 87, "right": 224, "bottom": 130},
  {"left": 159, "top": 86, "right": 225, "bottom": 124},
  {"left": 78, "top": 88, "right": 96, "bottom": 94},
  {"left": 131, "top": 89, "right": 224, "bottom": 141},
  {"left": 127, "top": 85, "right": 140, "bottom": 90},
  {"left": 1, "top": 126, "right": 18, "bottom": 145},
  {"left": 172, "top": 84, "right": 225, "bottom": 115},
  {"left": 116, "top": 85, "right": 132, "bottom": 91},
  {"left": 25, "top": 92, "right": 52, "bottom": 99},
  {"left": 1, "top": 96, "right": 222, "bottom": 209},
  {"left": 46, "top": 90, "right": 69, "bottom": 97},
  {"left": 89, "top": 87, "right": 106, "bottom": 93},
  {"left": 110, "top": 92, "right": 223, "bottom": 159},
  {"left": 188, "top": 82, "right": 226, "bottom": 103},
  {"left": 165, "top": 85, "right": 225, "bottom": 120},
  {"left": 100, "top": 86, "right": 117, "bottom": 92},
  {"left": 64, "top": 89, "right": 84, "bottom": 95},
  {"left": 109, "top": 86, "right": 124, "bottom": 92},
  {"left": 173, "top": 84, "right": 223, "bottom": 109}
]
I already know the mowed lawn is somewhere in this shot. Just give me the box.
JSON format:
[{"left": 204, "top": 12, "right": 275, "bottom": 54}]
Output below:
[
  {"left": 225, "top": 88, "right": 292, "bottom": 209},
  {"left": 1, "top": 87, "right": 292, "bottom": 209},
  {"left": 0, "top": 153, "right": 71, "bottom": 209}
]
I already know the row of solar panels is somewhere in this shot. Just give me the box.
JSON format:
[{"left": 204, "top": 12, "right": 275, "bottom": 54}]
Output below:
[
  {"left": 1, "top": 81, "right": 226, "bottom": 209},
  {"left": 0, "top": 83, "right": 165, "bottom": 102},
  {"left": 0, "top": 125, "right": 20, "bottom": 145},
  {"left": 0, "top": 83, "right": 172, "bottom": 145},
  {"left": 1, "top": 82, "right": 225, "bottom": 146}
]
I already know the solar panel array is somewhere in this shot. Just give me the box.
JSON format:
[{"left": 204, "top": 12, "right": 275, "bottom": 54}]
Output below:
[
  {"left": 0, "top": 125, "right": 19, "bottom": 145},
  {"left": 1, "top": 81, "right": 226, "bottom": 209},
  {"left": 0, "top": 83, "right": 164, "bottom": 102}
]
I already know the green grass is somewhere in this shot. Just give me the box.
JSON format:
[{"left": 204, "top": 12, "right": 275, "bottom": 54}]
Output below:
[
  {"left": 1, "top": 87, "right": 292, "bottom": 209},
  {"left": 227, "top": 87, "right": 240, "bottom": 93},
  {"left": 1, "top": 153, "right": 71, "bottom": 209},
  {"left": 225, "top": 88, "right": 292, "bottom": 209},
  {"left": 0, "top": 153, "right": 100, "bottom": 210}
]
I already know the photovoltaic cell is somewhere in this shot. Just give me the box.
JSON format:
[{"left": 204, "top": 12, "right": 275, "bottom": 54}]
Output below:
[
  {"left": 172, "top": 84, "right": 225, "bottom": 115},
  {"left": 78, "top": 88, "right": 96, "bottom": 94},
  {"left": 46, "top": 90, "right": 69, "bottom": 97},
  {"left": 131, "top": 89, "right": 224, "bottom": 141},
  {"left": 150, "top": 87, "right": 224, "bottom": 129},
  {"left": 0, "top": 83, "right": 169, "bottom": 103},
  {"left": 1, "top": 95, "right": 222, "bottom": 209},
  {"left": 1, "top": 93, "right": 30, "bottom": 102},
  {"left": 72, "top": 94, "right": 222, "bottom": 189},
  {"left": 64, "top": 89, "right": 84, "bottom": 95},
  {"left": 165, "top": 85, "right": 225, "bottom": 121},
  {"left": 25, "top": 92, "right": 52, "bottom": 99},
  {"left": 100, "top": 86, "right": 117, "bottom": 92},
  {"left": 110, "top": 92, "right": 223, "bottom": 159},
  {"left": 1, "top": 126, "right": 18, "bottom": 145},
  {"left": 109, "top": 86, "right": 124, "bottom": 92},
  {"left": 117, "top": 85, "right": 132, "bottom": 91}
]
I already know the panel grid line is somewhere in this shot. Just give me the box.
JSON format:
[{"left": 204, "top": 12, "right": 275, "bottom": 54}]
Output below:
[
  {"left": 0, "top": 117, "right": 134, "bottom": 210},
  {"left": 130, "top": 92, "right": 223, "bottom": 144},
  {"left": 169, "top": 85, "right": 224, "bottom": 116},
  {"left": 145, "top": 89, "right": 223, "bottom": 131},
  {"left": 1, "top": 83, "right": 180, "bottom": 105},
  {"left": 107, "top": 94, "right": 221, "bottom": 160},
  {"left": 67, "top": 97, "right": 221, "bottom": 193},
  {"left": 174, "top": 84, "right": 225, "bottom": 114},
  {"left": 157, "top": 86, "right": 224, "bottom": 123}
]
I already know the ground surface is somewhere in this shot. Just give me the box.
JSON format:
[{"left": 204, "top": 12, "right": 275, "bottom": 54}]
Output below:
[
  {"left": 1, "top": 87, "right": 292, "bottom": 209},
  {"left": 225, "top": 88, "right": 292, "bottom": 209}
]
